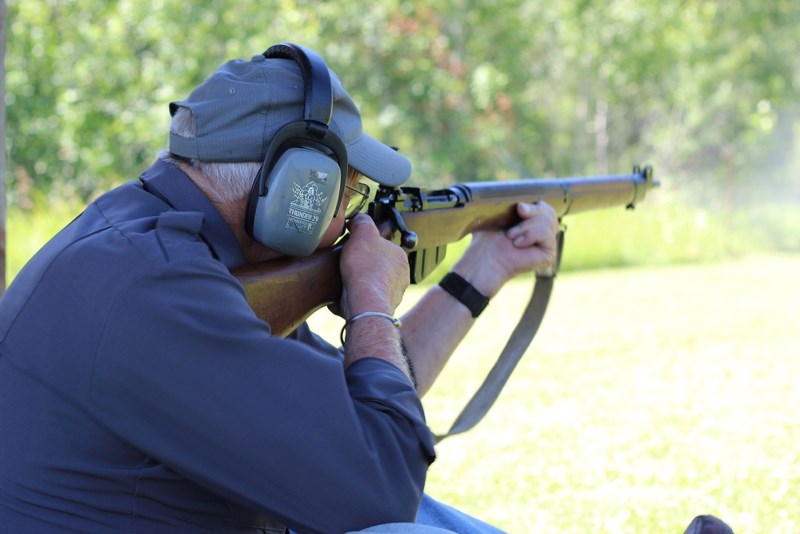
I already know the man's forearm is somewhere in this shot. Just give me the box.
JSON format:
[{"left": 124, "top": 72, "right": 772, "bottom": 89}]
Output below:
[
  {"left": 399, "top": 248, "right": 500, "bottom": 396},
  {"left": 399, "top": 285, "right": 476, "bottom": 396},
  {"left": 345, "top": 316, "right": 414, "bottom": 385},
  {"left": 399, "top": 239, "right": 516, "bottom": 396}
]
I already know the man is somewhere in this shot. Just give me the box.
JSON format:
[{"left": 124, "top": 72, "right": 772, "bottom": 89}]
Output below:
[{"left": 0, "top": 43, "right": 559, "bottom": 533}]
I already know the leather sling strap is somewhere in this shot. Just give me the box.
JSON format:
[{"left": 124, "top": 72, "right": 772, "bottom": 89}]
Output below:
[{"left": 434, "top": 230, "right": 563, "bottom": 443}]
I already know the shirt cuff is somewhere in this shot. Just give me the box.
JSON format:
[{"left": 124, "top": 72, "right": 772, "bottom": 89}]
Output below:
[{"left": 345, "top": 357, "right": 436, "bottom": 462}]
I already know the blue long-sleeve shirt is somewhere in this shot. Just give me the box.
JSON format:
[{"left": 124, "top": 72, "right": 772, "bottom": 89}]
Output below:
[{"left": 0, "top": 159, "right": 436, "bottom": 534}]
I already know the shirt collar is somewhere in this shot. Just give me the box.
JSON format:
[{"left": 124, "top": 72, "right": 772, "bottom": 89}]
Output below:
[{"left": 139, "top": 158, "right": 247, "bottom": 269}]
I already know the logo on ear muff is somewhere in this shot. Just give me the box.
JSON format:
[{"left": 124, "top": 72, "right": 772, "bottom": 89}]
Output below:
[
  {"left": 244, "top": 42, "right": 348, "bottom": 257},
  {"left": 286, "top": 172, "right": 330, "bottom": 234}
]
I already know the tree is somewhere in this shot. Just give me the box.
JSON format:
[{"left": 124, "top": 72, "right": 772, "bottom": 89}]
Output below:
[{"left": 4, "top": 0, "right": 799, "bottom": 208}]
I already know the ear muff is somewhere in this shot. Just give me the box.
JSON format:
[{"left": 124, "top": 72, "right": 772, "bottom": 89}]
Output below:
[{"left": 244, "top": 42, "right": 348, "bottom": 257}]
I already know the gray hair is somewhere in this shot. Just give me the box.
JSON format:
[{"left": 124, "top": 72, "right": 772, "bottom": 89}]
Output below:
[
  {"left": 163, "top": 106, "right": 362, "bottom": 203},
  {"left": 162, "top": 106, "right": 261, "bottom": 203}
]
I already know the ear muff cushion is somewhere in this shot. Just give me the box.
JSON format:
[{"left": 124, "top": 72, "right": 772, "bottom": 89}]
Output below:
[
  {"left": 249, "top": 147, "right": 342, "bottom": 257},
  {"left": 245, "top": 120, "right": 348, "bottom": 240}
]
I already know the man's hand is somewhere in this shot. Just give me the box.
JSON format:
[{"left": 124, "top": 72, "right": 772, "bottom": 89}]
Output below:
[
  {"left": 339, "top": 214, "right": 410, "bottom": 319},
  {"left": 452, "top": 201, "right": 560, "bottom": 297},
  {"left": 338, "top": 214, "right": 412, "bottom": 380},
  {"left": 398, "top": 200, "right": 558, "bottom": 394}
]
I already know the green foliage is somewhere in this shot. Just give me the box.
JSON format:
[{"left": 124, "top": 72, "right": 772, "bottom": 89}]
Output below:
[
  {"left": 4, "top": 0, "right": 799, "bottom": 279},
  {"left": 6, "top": 1, "right": 799, "bottom": 200}
]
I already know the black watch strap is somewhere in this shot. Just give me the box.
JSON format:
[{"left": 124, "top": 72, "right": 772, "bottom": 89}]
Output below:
[{"left": 439, "top": 272, "right": 490, "bottom": 318}]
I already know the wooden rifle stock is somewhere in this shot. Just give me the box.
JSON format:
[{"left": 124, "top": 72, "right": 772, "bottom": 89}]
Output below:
[{"left": 232, "top": 165, "right": 658, "bottom": 337}]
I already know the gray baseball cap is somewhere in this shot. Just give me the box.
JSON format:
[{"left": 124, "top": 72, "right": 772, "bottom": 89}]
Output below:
[{"left": 169, "top": 53, "right": 412, "bottom": 186}]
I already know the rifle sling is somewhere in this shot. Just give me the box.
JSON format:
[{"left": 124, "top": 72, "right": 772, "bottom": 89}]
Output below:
[
  {"left": 434, "top": 272, "right": 554, "bottom": 443},
  {"left": 434, "top": 230, "right": 563, "bottom": 443}
]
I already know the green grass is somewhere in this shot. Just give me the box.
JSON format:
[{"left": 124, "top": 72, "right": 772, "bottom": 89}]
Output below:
[{"left": 309, "top": 254, "right": 800, "bottom": 533}]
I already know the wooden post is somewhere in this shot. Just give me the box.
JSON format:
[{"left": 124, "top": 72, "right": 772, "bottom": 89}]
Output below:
[{"left": 1, "top": 0, "right": 6, "bottom": 292}]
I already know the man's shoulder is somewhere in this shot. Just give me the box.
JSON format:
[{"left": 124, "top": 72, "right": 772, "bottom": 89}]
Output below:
[
  {"left": 90, "top": 182, "right": 212, "bottom": 265},
  {"left": 3, "top": 185, "right": 225, "bottom": 330}
]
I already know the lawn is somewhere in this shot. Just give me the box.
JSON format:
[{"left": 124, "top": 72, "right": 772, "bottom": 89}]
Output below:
[{"left": 309, "top": 254, "right": 800, "bottom": 533}]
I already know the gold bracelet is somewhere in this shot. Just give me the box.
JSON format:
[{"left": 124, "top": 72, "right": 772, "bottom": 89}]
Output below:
[{"left": 340, "top": 311, "right": 402, "bottom": 346}]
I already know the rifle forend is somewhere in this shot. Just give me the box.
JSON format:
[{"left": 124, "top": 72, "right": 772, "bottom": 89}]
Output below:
[{"left": 233, "top": 165, "right": 658, "bottom": 337}]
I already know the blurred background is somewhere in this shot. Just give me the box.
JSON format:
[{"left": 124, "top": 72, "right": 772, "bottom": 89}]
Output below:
[
  {"left": 3, "top": 0, "right": 799, "bottom": 278},
  {"left": 2, "top": 1, "right": 798, "bottom": 532}
]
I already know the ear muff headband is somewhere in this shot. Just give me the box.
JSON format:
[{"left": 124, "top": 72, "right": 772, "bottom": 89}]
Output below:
[
  {"left": 258, "top": 42, "right": 348, "bottom": 210},
  {"left": 265, "top": 42, "right": 334, "bottom": 126},
  {"left": 244, "top": 43, "right": 350, "bottom": 256}
]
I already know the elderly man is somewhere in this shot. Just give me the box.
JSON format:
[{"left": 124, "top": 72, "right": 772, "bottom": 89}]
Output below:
[{"left": 0, "top": 43, "right": 559, "bottom": 533}]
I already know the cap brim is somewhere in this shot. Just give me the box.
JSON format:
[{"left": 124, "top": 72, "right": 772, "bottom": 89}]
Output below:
[{"left": 347, "top": 134, "right": 412, "bottom": 187}]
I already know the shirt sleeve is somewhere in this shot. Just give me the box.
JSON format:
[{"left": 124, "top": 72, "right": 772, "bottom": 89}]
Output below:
[{"left": 88, "top": 258, "right": 436, "bottom": 534}]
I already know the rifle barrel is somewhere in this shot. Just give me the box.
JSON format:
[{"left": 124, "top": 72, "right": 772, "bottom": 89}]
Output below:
[
  {"left": 392, "top": 166, "right": 657, "bottom": 251},
  {"left": 457, "top": 165, "right": 657, "bottom": 218}
]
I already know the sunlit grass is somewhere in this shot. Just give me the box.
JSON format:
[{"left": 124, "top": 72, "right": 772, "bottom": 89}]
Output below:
[{"left": 309, "top": 255, "right": 800, "bottom": 533}]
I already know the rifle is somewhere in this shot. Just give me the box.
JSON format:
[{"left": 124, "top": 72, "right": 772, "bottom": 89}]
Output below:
[
  {"left": 233, "top": 165, "right": 658, "bottom": 337},
  {"left": 234, "top": 164, "right": 657, "bottom": 440}
]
